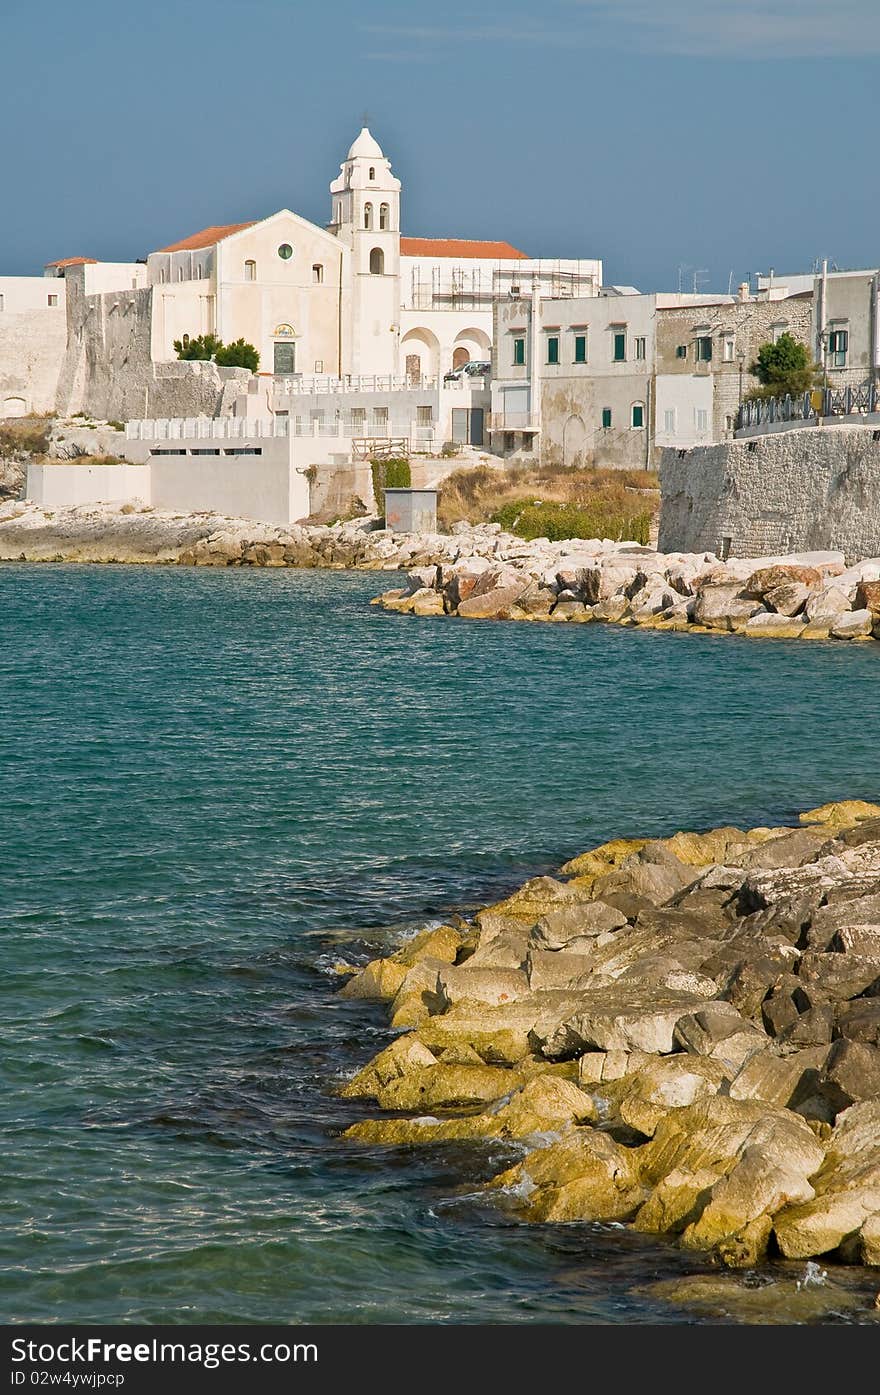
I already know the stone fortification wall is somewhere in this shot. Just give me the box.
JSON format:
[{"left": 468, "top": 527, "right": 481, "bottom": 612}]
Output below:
[
  {"left": 659, "top": 425, "right": 880, "bottom": 561},
  {"left": 56, "top": 279, "right": 250, "bottom": 421}
]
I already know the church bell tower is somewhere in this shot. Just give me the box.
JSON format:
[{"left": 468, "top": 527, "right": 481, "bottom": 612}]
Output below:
[{"left": 330, "top": 127, "right": 401, "bottom": 375}]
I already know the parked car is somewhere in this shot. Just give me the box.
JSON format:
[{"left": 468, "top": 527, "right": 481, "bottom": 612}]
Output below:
[{"left": 444, "top": 360, "right": 491, "bottom": 383}]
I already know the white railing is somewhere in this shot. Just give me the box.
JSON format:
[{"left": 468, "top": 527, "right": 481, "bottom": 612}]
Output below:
[
  {"left": 487, "top": 412, "right": 540, "bottom": 431},
  {"left": 274, "top": 374, "right": 440, "bottom": 395},
  {"left": 126, "top": 417, "right": 289, "bottom": 441}
]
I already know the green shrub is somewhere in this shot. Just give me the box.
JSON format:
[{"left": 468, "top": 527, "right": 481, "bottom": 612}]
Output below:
[
  {"left": 172, "top": 334, "right": 259, "bottom": 371},
  {"left": 107, "top": 420, "right": 125, "bottom": 432},
  {"left": 370, "top": 456, "right": 411, "bottom": 517},
  {"left": 491, "top": 497, "right": 650, "bottom": 545},
  {"left": 215, "top": 338, "right": 260, "bottom": 372}
]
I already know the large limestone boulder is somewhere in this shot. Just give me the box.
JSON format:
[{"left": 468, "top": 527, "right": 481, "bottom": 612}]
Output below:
[
  {"left": 744, "top": 564, "right": 821, "bottom": 596},
  {"left": 436, "top": 963, "right": 530, "bottom": 1008},
  {"left": 338, "top": 956, "right": 409, "bottom": 1001},
  {"left": 773, "top": 1099, "right": 880, "bottom": 1261},
  {"left": 492, "top": 1126, "right": 645, "bottom": 1223},
  {"left": 681, "top": 1143, "right": 818, "bottom": 1266},
  {"left": 615, "top": 1055, "right": 729, "bottom": 1137},
  {"left": 743, "top": 612, "right": 806, "bottom": 639},
  {"left": 830, "top": 609, "right": 874, "bottom": 640},
  {"left": 528, "top": 899, "right": 628, "bottom": 949},
  {"left": 673, "top": 1002, "right": 767, "bottom": 1074},
  {"left": 540, "top": 987, "right": 714, "bottom": 1057},
  {"left": 339, "top": 1033, "right": 438, "bottom": 1098},
  {"left": 559, "top": 837, "right": 647, "bottom": 882},
  {"left": 457, "top": 583, "right": 530, "bottom": 620},
  {"left": 343, "top": 1073, "right": 597, "bottom": 1146}
]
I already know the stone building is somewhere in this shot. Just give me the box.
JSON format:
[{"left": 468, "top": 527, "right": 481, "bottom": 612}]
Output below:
[
  {"left": 490, "top": 277, "right": 818, "bottom": 470},
  {"left": 654, "top": 284, "right": 813, "bottom": 448}
]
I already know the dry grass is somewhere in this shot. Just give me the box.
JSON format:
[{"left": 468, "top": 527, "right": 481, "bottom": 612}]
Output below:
[
  {"left": 0, "top": 413, "right": 54, "bottom": 459},
  {"left": 437, "top": 461, "right": 659, "bottom": 539}
]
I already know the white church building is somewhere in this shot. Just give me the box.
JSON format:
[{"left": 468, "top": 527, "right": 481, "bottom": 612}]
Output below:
[
  {"left": 1, "top": 127, "right": 600, "bottom": 426},
  {"left": 145, "top": 126, "right": 601, "bottom": 384}
]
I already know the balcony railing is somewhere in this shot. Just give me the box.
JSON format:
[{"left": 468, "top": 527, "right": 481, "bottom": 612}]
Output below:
[
  {"left": 736, "top": 382, "right": 880, "bottom": 434},
  {"left": 487, "top": 412, "right": 541, "bottom": 432}
]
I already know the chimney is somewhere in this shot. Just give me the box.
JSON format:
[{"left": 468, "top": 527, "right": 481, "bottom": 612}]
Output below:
[{"left": 738, "top": 282, "right": 750, "bottom": 302}]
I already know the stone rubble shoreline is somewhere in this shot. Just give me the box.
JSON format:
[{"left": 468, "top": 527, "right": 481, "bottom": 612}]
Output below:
[
  {"left": 3, "top": 501, "right": 880, "bottom": 642},
  {"left": 336, "top": 799, "right": 880, "bottom": 1293}
]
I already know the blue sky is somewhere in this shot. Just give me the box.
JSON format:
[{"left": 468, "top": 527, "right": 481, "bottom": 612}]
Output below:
[{"left": 2, "top": 0, "right": 877, "bottom": 290}]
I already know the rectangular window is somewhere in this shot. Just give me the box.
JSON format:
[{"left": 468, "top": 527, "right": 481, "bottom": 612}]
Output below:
[
  {"left": 573, "top": 334, "right": 587, "bottom": 363},
  {"left": 244, "top": 260, "right": 257, "bottom": 282},
  {"left": 612, "top": 332, "right": 626, "bottom": 362},
  {"left": 513, "top": 337, "right": 525, "bottom": 365},
  {"left": 695, "top": 408, "right": 709, "bottom": 431},
  {"left": 546, "top": 336, "right": 559, "bottom": 364},
  {"left": 351, "top": 408, "right": 366, "bottom": 427},
  {"left": 189, "top": 448, "right": 221, "bottom": 456},
  {"left": 695, "top": 336, "right": 713, "bottom": 362},
  {"left": 47, "top": 294, "right": 59, "bottom": 307},
  {"left": 675, "top": 344, "right": 688, "bottom": 359},
  {"left": 312, "top": 264, "right": 324, "bottom": 284},
  {"left": 601, "top": 408, "right": 612, "bottom": 428},
  {"left": 223, "top": 447, "right": 263, "bottom": 456},
  {"left": 634, "top": 336, "right": 646, "bottom": 361},
  {"left": 828, "top": 328, "right": 849, "bottom": 367},
  {"left": 631, "top": 403, "right": 645, "bottom": 428},
  {"left": 314, "top": 360, "right": 323, "bottom": 373},
  {"left": 723, "top": 337, "right": 735, "bottom": 362},
  {"left": 416, "top": 405, "right": 432, "bottom": 426},
  {"left": 373, "top": 407, "right": 389, "bottom": 425},
  {"left": 664, "top": 408, "right": 677, "bottom": 433},
  {"left": 0, "top": 294, "right": 4, "bottom": 311}
]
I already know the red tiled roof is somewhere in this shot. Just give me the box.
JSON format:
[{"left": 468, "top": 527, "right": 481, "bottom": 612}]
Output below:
[
  {"left": 155, "top": 222, "right": 257, "bottom": 254},
  {"left": 44, "top": 256, "right": 98, "bottom": 268},
  {"left": 400, "top": 237, "right": 527, "bottom": 260}
]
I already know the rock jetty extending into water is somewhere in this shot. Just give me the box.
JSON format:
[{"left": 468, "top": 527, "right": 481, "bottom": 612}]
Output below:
[
  {"left": 377, "top": 541, "right": 880, "bottom": 643},
  {"left": 337, "top": 800, "right": 880, "bottom": 1276}
]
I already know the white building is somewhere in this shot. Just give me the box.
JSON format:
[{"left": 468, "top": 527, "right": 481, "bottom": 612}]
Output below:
[{"left": 1, "top": 128, "right": 601, "bottom": 433}]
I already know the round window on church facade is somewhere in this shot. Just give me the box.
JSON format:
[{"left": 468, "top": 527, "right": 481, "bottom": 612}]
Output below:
[{"left": 278, "top": 244, "right": 293, "bottom": 260}]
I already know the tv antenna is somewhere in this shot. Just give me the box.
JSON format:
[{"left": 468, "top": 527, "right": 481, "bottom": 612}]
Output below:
[{"left": 693, "top": 269, "right": 710, "bottom": 294}]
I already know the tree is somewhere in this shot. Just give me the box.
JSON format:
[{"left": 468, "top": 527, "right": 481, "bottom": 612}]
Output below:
[
  {"left": 214, "top": 338, "right": 260, "bottom": 372},
  {"left": 173, "top": 333, "right": 222, "bottom": 361},
  {"left": 747, "top": 332, "right": 816, "bottom": 400},
  {"left": 173, "top": 334, "right": 259, "bottom": 371}
]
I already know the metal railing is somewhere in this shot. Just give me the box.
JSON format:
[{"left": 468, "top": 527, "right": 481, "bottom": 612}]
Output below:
[{"left": 736, "top": 382, "right": 880, "bottom": 433}]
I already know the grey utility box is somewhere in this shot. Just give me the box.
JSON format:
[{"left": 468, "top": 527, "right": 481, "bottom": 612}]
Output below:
[{"left": 384, "top": 488, "right": 438, "bottom": 533}]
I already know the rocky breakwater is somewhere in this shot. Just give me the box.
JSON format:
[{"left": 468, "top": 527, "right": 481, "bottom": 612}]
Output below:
[
  {"left": 337, "top": 800, "right": 880, "bottom": 1276},
  {"left": 376, "top": 543, "right": 880, "bottom": 643}
]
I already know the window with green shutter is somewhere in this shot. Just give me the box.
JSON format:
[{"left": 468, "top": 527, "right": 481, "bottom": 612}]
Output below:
[
  {"left": 513, "top": 337, "right": 525, "bottom": 365},
  {"left": 613, "top": 332, "right": 626, "bottom": 362},
  {"left": 695, "top": 336, "right": 713, "bottom": 362},
  {"left": 631, "top": 403, "right": 645, "bottom": 428},
  {"left": 574, "top": 334, "right": 587, "bottom": 363},
  {"left": 601, "top": 408, "right": 612, "bottom": 428},
  {"left": 547, "top": 336, "right": 559, "bottom": 364}
]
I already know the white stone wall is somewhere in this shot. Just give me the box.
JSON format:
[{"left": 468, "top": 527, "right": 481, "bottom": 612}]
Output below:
[
  {"left": 659, "top": 424, "right": 880, "bottom": 560},
  {"left": 28, "top": 461, "right": 152, "bottom": 507},
  {"left": 0, "top": 281, "right": 68, "bottom": 415}
]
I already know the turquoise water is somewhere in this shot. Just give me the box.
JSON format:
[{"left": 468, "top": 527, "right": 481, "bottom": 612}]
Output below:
[{"left": 1, "top": 564, "right": 879, "bottom": 1325}]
